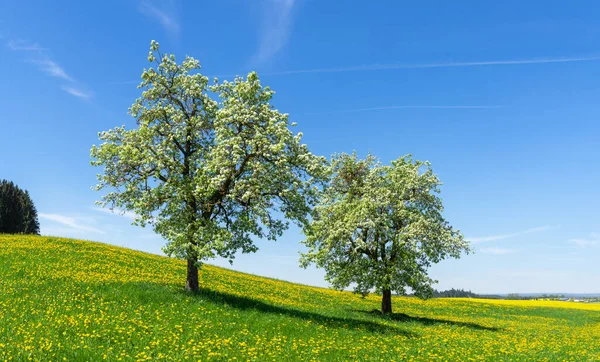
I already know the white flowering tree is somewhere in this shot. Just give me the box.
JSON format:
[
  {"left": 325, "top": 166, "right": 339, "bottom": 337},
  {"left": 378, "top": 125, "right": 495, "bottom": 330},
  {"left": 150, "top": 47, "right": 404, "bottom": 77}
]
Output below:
[
  {"left": 91, "top": 41, "right": 326, "bottom": 292},
  {"left": 301, "top": 153, "right": 469, "bottom": 314}
]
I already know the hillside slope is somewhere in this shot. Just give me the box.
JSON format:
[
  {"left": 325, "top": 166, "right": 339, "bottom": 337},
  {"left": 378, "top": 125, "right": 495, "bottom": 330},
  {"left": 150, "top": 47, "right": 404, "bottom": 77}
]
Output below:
[{"left": 1, "top": 235, "right": 599, "bottom": 361}]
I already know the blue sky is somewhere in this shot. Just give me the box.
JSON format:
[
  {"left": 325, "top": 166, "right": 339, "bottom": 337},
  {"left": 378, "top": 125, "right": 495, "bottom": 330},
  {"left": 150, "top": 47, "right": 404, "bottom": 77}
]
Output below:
[{"left": 1, "top": 0, "right": 599, "bottom": 293}]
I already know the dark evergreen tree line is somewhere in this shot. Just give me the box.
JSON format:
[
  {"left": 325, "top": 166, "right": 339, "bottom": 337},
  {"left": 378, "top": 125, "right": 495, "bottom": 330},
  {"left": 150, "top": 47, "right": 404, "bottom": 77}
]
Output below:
[{"left": 0, "top": 180, "right": 40, "bottom": 234}]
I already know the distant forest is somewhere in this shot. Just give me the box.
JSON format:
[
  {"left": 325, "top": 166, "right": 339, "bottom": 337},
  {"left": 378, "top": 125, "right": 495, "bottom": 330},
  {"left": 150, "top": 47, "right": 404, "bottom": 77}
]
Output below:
[
  {"left": 428, "top": 289, "right": 568, "bottom": 300},
  {"left": 430, "top": 288, "right": 501, "bottom": 299}
]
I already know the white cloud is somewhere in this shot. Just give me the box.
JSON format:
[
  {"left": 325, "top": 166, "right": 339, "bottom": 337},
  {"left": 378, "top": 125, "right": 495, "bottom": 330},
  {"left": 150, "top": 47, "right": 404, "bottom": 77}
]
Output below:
[
  {"left": 93, "top": 207, "right": 138, "bottom": 220},
  {"left": 264, "top": 56, "right": 600, "bottom": 76},
  {"left": 39, "top": 213, "right": 105, "bottom": 234},
  {"left": 479, "top": 247, "right": 517, "bottom": 255},
  {"left": 252, "top": 0, "right": 296, "bottom": 64},
  {"left": 469, "top": 225, "right": 556, "bottom": 243},
  {"left": 139, "top": 1, "right": 180, "bottom": 37}
]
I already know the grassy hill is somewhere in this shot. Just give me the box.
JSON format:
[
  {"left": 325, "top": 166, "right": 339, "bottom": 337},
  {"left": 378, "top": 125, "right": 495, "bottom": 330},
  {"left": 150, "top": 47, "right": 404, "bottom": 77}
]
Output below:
[{"left": 1, "top": 235, "right": 599, "bottom": 361}]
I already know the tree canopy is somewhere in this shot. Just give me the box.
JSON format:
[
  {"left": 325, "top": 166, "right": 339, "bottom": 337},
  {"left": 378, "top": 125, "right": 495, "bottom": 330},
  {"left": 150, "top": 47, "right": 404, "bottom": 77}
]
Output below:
[
  {"left": 301, "top": 153, "right": 469, "bottom": 313},
  {"left": 0, "top": 180, "right": 40, "bottom": 235},
  {"left": 91, "top": 41, "right": 327, "bottom": 291}
]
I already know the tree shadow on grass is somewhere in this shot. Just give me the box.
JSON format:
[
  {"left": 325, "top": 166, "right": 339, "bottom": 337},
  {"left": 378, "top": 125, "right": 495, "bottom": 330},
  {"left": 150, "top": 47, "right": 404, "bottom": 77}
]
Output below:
[
  {"left": 178, "top": 287, "right": 417, "bottom": 337},
  {"left": 355, "top": 309, "right": 502, "bottom": 332}
]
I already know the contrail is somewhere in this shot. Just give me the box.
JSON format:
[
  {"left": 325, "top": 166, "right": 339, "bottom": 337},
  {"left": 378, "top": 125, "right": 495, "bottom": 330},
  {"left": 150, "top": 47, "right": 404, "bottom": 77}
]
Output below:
[
  {"left": 469, "top": 225, "right": 557, "bottom": 243},
  {"left": 111, "top": 55, "right": 600, "bottom": 84},
  {"left": 108, "top": 80, "right": 139, "bottom": 85},
  {"left": 303, "top": 105, "right": 502, "bottom": 115},
  {"left": 263, "top": 56, "right": 600, "bottom": 76}
]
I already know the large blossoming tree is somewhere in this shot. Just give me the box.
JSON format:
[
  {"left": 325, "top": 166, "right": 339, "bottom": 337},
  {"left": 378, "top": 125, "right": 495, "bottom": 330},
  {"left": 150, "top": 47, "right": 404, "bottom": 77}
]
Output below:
[
  {"left": 91, "top": 41, "right": 326, "bottom": 292},
  {"left": 301, "top": 153, "right": 469, "bottom": 314}
]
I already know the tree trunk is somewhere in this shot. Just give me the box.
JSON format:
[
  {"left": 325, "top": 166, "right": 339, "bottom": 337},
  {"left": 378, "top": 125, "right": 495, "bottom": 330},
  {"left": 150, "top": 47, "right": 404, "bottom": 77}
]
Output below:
[
  {"left": 382, "top": 289, "right": 392, "bottom": 314},
  {"left": 186, "top": 258, "right": 199, "bottom": 292}
]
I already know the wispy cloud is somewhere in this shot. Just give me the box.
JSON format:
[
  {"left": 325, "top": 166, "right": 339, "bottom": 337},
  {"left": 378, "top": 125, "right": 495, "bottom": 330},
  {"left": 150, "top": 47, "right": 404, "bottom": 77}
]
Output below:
[
  {"left": 480, "top": 247, "right": 517, "bottom": 255},
  {"left": 262, "top": 254, "right": 298, "bottom": 260},
  {"left": 5, "top": 38, "right": 91, "bottom": 100},
  {"left": 139, "top": 1, "right": 180, "bottom": 37},
  {"left": 263, "top": 56, "right": 600, "bottom": 76},
  {"left": 469, "top": 225, "right": 556, "bottom": 243},
  {"left": 93, "top": 207, "right": 138, "bottom": 220},
  {"left": 569, "top": 233, "right": 600, "bottom": 248},
  {"left": 61, "top": 85, "right": 93, "bottom": 100},
  {"left": 140, "top": 233, "right": 161, "bottom": 239},
  {"left": 570, "top": 239, "right": 597, "bottom": 247},
  {"left": 31, "top": 59, "right": 73, "bottom": 81},
  {"left": 108, "top": 80, "right": 140, "bottom": 85},
  {"left": 304, "top": 105, "right": 501, "bottom": 115},
  {"left": 6, "top": 39, "right": 46, "bottom": 51},
  {"left": 39, "top": 213, "right": 105, "bottom": 234},
  {"left": 251, "top": 0, "right": 296, "bottom": 64},
  {"left": 496, "top": 270, "right": 569, "bottom": 278}
]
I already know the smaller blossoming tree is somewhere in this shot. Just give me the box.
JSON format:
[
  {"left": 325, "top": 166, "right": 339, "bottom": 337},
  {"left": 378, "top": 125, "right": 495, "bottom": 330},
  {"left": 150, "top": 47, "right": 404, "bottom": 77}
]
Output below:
[{"left": 301, "top": 153, "right": 469, "bottom": 314}]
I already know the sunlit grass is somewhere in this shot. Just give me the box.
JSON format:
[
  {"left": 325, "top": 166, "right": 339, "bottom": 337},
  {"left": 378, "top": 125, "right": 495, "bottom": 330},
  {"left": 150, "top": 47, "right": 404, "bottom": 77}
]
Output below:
[{"left": 1, "top": 235, "right": 599, "bottom": 361}]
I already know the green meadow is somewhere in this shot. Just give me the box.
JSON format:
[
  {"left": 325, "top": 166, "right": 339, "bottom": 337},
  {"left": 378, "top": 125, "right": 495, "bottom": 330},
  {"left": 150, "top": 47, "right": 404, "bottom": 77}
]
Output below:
[{"left": 1, "top": 235, "right": 599, "bottom": 361}]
